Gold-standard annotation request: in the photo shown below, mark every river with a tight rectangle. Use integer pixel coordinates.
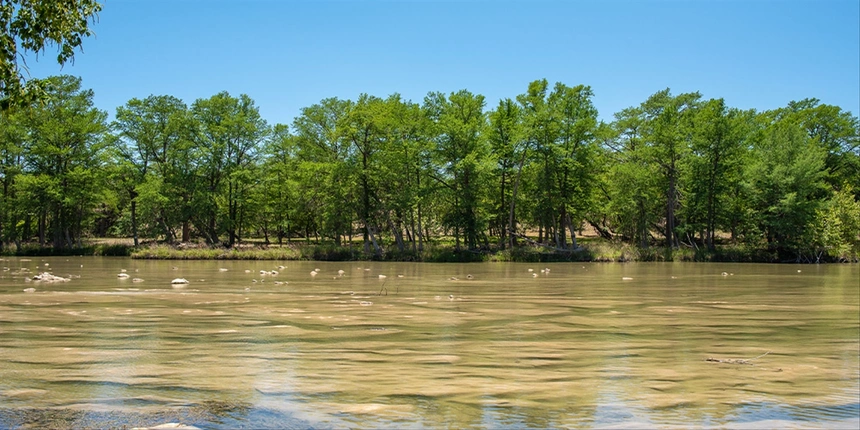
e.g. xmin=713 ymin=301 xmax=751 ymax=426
xmin=0 ymin=257 xmax=857 ymax=429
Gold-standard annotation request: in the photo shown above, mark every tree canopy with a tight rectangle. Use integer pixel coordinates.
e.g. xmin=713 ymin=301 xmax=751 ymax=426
xmin=1 ymin=75 xmax=858 ymax=262
xmin=0 ymin=0 xmax=101 ymax=106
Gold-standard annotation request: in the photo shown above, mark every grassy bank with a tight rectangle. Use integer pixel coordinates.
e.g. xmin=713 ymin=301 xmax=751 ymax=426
xmin=126 ymin=240 xmax=853 ymax=263
xmin=130 ymin=244 xmax=303 ymax=260
xmin=2 ymin=239 xmax=853 ymax=263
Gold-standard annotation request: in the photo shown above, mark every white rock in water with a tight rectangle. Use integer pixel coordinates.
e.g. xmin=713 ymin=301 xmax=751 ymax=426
xmin=133 ymin=424 xmax=201 ymax=430
xmin=23 ymin=287 xmax=35 ymax=293
xmin=171 ymin=278 xmax=189 ymax=284
xmin=118 ymin=273 xmax=130 ymax=278
xmin=32 ymin=272 xmax=70 ymax=282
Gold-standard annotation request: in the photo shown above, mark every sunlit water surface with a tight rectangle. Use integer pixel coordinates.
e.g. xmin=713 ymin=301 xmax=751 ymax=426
xmin=0 ymin=258 xmax=857 ymax=429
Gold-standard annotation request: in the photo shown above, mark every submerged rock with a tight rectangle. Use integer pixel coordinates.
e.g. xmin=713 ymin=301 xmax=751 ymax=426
xmin=171 ymin=278 xmax=189 ymax=284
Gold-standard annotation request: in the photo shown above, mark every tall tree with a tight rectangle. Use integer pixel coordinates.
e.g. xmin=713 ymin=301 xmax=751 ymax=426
xmin=640 ymin=89 xmax=701 ymax=248
xmin=341 ymin=94 xmax=388 ymax=254
xmin=0 ymin=107 xmax=26 ymax=248
xmin=516 ymin=80 xmax=600 ymax=249
xmin=680 ymin=98 xmax=748 ymax=249
xmin=603 ymin=106 xmax=661 ymax=247
xmin=745 ymin=114 xmax=828 ymax=258
xmin=379 ymin=94 xmax=433 ymax=253
xmin=21 ymin=75 xmax=109 ymax=249
xmin=191 ymin=92 xmax=269 ymax=246
xmin=113 ymin=95 xmax=188 ymax=245
xmin=257 ymin=123 xmax=298 ymax=244
xmin=517 ymin=79 xmax=556 ymax=244
xmin=292 ymin=97 xmax=353 ymax=244
xmin=547 ymin=82 xmax=599 ymax=249
xmin=487 ymin=98 xmax=525 ymax=249
xmin=424 ymin=89 xmax=488 ymax=250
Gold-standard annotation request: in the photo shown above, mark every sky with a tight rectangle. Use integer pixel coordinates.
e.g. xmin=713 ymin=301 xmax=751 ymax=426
xmin=21 ymin=0 xmax=860 ymax=125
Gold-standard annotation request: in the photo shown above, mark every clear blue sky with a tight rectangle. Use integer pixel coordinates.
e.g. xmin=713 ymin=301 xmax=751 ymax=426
xmin=23 ymin=0 xmax=860 ymax=124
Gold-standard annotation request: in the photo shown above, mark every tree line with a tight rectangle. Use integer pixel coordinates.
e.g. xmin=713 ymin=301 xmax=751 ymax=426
xmin=0 ymin=75 xmax=858 ymax=261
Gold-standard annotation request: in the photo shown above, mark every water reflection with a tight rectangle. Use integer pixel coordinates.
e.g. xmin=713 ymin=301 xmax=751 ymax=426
xmin=0 ymin=258 xmax=857 ymax=428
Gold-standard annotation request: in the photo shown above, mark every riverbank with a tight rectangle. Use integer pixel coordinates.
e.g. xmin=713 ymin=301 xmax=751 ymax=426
xmin=2 ymin=238 xmax=854 ymax=263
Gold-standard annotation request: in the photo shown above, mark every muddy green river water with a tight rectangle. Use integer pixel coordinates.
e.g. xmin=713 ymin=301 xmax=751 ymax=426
xmin=0 ymin=258 xmax=857 ymax=429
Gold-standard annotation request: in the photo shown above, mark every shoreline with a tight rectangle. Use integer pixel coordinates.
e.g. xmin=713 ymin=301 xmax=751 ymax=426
xmin=1 ymin=240 xmax=856 ymax=264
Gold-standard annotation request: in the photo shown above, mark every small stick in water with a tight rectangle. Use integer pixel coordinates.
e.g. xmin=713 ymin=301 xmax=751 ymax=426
xmin=706 ymin=351 xmax=771 ymax=365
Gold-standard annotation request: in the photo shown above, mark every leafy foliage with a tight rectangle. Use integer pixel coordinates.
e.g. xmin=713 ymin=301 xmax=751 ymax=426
xmin=0 ymin=0 xmax=101 ymax=106
xmin=1 ymin=75 xmax=857 ymax=262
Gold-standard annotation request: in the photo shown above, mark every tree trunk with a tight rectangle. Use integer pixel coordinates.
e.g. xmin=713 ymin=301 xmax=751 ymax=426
xmin=587 ymin=218 xmax=614 ymax=240
xmin=499 ymin=169 xmax=507 ymax=249
xmin=367 ymin=224 xmax=381 ymax=256
xmin=566 ymin=213 xmax=578 ymax=249
xmin=131 ymin=198 xmax=139 ymax=247
xmin=508 ymin=150 xmax=528 ymax=249
xmin=417 ymin=204 xmax=425 ymax=252
xmin=390 ymin=217 xmax=405 ymax=253
xmin=666 ymin=173 xmax=676 ymax=248
xmin=38 ymin=211 xmax=46 ymax=247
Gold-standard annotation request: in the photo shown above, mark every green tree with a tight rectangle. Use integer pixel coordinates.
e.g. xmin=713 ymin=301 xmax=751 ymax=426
xmin=680 ymin=99 xmax=748 ymax=249
xmin=113 ymin=95 xmax=189 ymax=245
xmin=814 ymin=184 xmax=860 ymax=261
xmin=516 ymin=79 xmax=557 ymax=244
xmin=745 ymin=116 xmax=828 ymax=258
xmin=547 ymin=82 xmax=599 ymax=249
xmin=190 ymin=92 xmax=270 ymax=246
xmin=639 ymin=89 xmax=701 ymax=248
xmin=379 ymin=94 xmax=433 ymax=253
xmin=602 ymin=106 xmax=662 ymax=247
xmin=292 ymin=97 xmax=353 ymax=244
xmin=424 ymin=89 xmax=489 ymax=250
xmin=487 ymin=98 xmax=525 ymax=249
xmin=257 ymin=123 xmax=298 ymax=244
xmin=341 ymin=94 xmax=389 ymax=254
xmin=1 ymin=0 xmax=102 ymax=105
xmin=21 ymin=75 xmax=109 ymax=249
xmin=0 ymin=107 xmax=27 ymax=248
xmin=779 ymin=99 xmax=860 ymax=198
